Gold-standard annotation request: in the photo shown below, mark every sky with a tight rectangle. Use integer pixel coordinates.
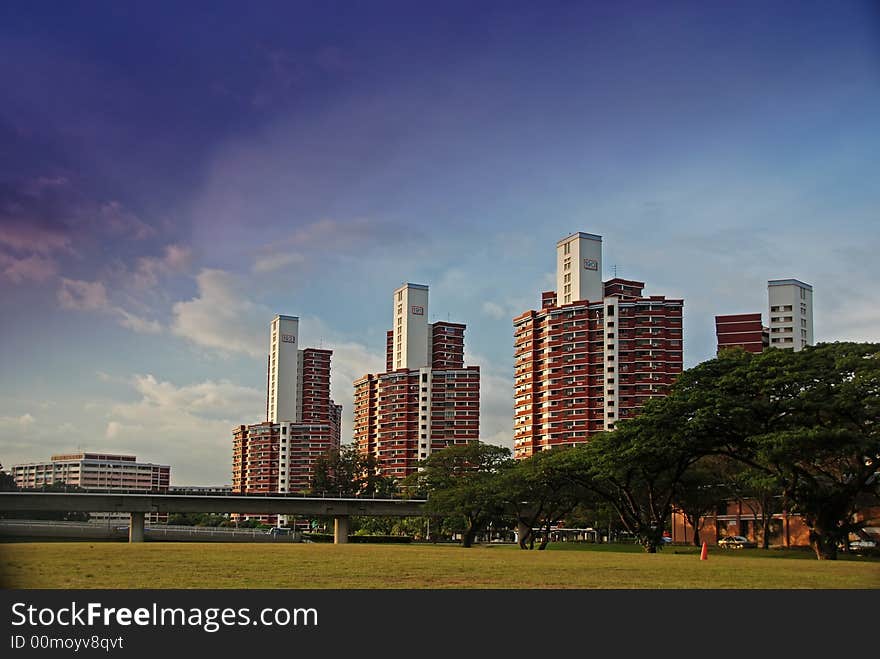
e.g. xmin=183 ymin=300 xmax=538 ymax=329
xmin=1 ymin=1 xmax=878 ymax=484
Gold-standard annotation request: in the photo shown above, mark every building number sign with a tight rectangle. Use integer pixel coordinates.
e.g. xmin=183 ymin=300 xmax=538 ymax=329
xmin=281 ymin=334 xmax=296 ymax=343
xmin=584 ymin=259 xmax=598 ymax=271
xmin=411 ymin=306 xmax=424 ymax=315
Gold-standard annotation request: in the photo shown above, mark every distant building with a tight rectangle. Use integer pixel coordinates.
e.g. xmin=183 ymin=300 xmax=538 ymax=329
xmin=354 ymin=283 xmax=480 ymax=479
xmin=715 ymin=313 xmax=769 ymax=355
xmin=715 ymin=278 xmax=813 ymax=355
xmin=233 ymin=315 xmax=342 ymax=525
xmin=513 ymin=232 xmax=684 ymax=460
xmin=768 ymin=279 xmax=813 ymax=351
xmin=11 ymin=452 xmax=170 ymax=522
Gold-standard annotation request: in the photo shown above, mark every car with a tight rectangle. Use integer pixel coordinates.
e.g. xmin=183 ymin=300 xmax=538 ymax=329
xmin=660 ymin=536 xmax=672 ymax=544
xmin=849 ymin=540 xmax=877 ymax=550
xmin=717 ymin=535 xmax=757 ymax=549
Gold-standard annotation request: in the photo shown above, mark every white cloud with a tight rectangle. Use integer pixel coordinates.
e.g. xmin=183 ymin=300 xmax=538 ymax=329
xmin=116 ymin=308 xmax=162 ymax=334
xmin=132 ymin=244 xmax=192 ymax=289
xmin=0 ymin=252 xmax=58 ymax=283
xmin=252 ymin=251 xmax=305 ymax=274
xmin=58 ymin=278 xmax=109 ymax=310
xmin=105 ymin=421 xmax=123 ymax=439
xmin=58 ymin=278 xmax=163 ymax=334
xmin=464 ymin=349 xmax=512 ymax=450
xmin=0 ymin=413 xmax=35 ymax=428
xmin=481 ymin=301 xmax=506 ymax=319
xmin=102 ymin=374 xmax=264 ymax=484
xmin=171 ymin=269 xmax=268 ymax=358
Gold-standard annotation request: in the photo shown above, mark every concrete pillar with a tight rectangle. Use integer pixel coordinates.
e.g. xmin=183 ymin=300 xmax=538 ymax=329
xmin=129 ymin=512 xmax=145 ymax=543
xmin=334 ymin=516 xmax=350 ymax=544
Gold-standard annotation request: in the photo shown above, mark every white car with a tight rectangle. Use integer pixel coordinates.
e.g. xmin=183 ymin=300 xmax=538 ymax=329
xmin=717 ymin=535 xmax=757 ymax=549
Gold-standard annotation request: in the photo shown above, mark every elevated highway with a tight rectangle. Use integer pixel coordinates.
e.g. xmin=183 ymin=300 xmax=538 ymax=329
xmin=0 ymin=492 xmax=428 ymax=544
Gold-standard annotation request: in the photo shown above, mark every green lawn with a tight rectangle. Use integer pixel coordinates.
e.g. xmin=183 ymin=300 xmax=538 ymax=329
xmin=2 ymin=542 xmax=878 ymax=589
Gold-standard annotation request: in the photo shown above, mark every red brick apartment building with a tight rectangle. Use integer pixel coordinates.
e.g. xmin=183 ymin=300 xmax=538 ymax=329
xmin=714 ymin=279 xmax=813 ymax=355
xmin=354 ymin=283 xmax=480 ymax=479
xmin=232 ymin=315 xmax=341 ymax=525
xmin=513 ymin=232 xmax=683 ymax=459
xmin=714 ymin=313 xmax=769 ymax=355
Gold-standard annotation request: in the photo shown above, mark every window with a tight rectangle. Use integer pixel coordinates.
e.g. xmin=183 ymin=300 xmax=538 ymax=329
xmin=800 ymin=288 xmax=806 ymax=300
xmin=607 ymin=305 xmax=615 ymax=317
xmin=564 ymin=273 xmax=571 ymax=283
xmin=564 ymin=258 xmax=571 ymax=271
xmin=563 ymin=242 xmax=571 ymax=255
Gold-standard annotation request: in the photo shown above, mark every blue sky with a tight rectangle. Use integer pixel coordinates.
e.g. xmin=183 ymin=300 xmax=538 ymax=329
xmin=1 ymin=1 xmax=878 ymax=484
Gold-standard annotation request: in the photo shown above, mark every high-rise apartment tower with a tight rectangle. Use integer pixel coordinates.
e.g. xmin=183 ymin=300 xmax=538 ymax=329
xmin=513 ymin=232 xmax=684 ymax=460
xmin=354 ymin=284 xmax=480 ymax=479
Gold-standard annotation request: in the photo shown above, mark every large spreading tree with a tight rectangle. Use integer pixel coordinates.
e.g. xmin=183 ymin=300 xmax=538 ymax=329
xmin=411 ymin=443 xmax=513 ymax=547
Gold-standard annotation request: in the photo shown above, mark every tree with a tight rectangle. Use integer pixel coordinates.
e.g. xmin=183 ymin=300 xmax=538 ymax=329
xmin=723 ymin=463 xmax=784 ymax=550
xmin=673 ymin=456 xmax=729 ymax=546
xmin=742 ymin=343 xmax=880 ymax=559
xmin=556 ymin=356 xmax=742 ymax=553
xmin=0 ymin=464 xmax=17 ymax=492
xmin=412 ymin=443 xmax=513 ymax=548
xmin=311 ymin=445 xmax=398 ymax=498
xmin=669 ymin=342 xmax=880 ymax=560
xmin=497 ymin=448 xmax=587 ymax=549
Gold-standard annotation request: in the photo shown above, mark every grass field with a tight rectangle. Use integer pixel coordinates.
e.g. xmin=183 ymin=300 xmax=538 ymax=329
xmin=2 ymin=542 xmax=878 ymax=589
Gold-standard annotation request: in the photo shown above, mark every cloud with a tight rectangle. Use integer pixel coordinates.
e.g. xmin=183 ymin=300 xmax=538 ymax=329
xmin=464 ymin=349 xmax=512 ymax=450
xmin=0 ymin=252 xmax=58 ymax=283
xmin=58 ymin=278 xmax=109 ymax=310
xmin=116 ymin=308 xmax=162 ymax=334
xmin=0 ymin=177 xmax=158 ymax=289
xmin=0 ymin=413 xmax=35 ymax=428
xmin=102 ymin=374 xmax=265 ymax=483
xmin=58 ymin=278 xmax=162 ymax=334
xmin=252 ymin=251 xmax=305 ymax=274
xmin=95 ymin=201 xmax=155 ymax=240
xmin=132 ymin=244 xmax=192 ymax=289
xmin=251 ymin=217 xmax=420 ymax=275
xmin=481 ymin=301 xmax=506 ymax=320
xmin=171 ymin=269 xmax=268 ymax=358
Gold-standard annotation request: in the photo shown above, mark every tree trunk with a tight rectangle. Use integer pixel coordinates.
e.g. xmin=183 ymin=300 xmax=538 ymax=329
xmin=691 ymin=522 xmax=701 ymax=547
xmin=810 ymin=529 xmax=838 ymax=560
xmin=462 ymin=523 xmax=477 ymax=548
xmin=641 ymin=536 xmax=659 ymax=553
xmin=761 ymin=515 xmax=772 ymax=550
xmin=516 ymin=519 xmax=532 ymax=550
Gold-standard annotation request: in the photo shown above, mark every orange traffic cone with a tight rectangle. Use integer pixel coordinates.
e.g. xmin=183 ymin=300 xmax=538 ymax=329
xmin=700 ymin=541 xmax=708 ymax=561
